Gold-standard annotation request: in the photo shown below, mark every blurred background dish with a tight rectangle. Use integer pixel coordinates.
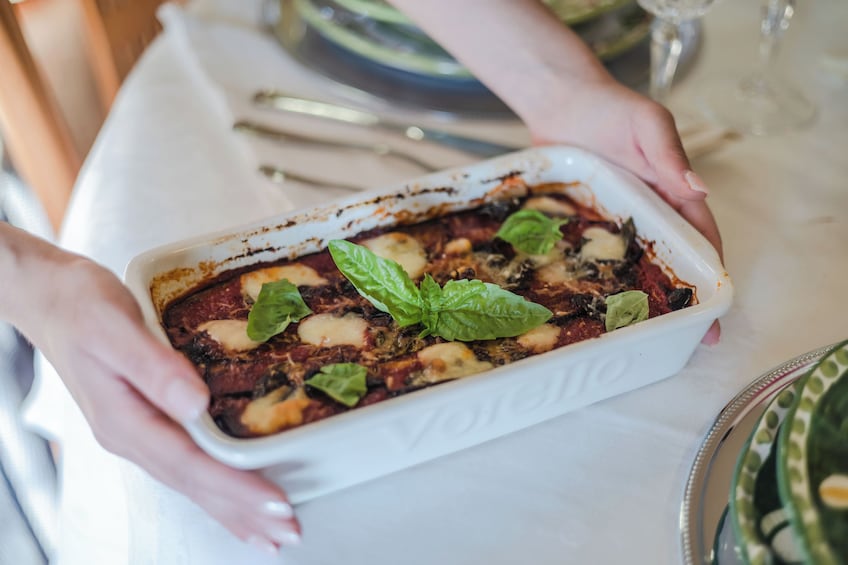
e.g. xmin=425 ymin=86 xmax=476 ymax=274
xmin=270 ymin=0 xmax=700 ymax=118
xmin=289 ymin=0 xmax=651 ymax=79
xmin=331 ymin=0 xmax=636 ymax=27
xmin=292 ymin=0 xmax=472 ymax=80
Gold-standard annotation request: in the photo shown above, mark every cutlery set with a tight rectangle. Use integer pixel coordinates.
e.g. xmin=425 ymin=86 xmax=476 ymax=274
xmin=234 ymin=119 xmax=437 ymax=173
xmin=236 ymin=91 xmax=738 ymax=190
xmin=252 ymin=91 xmax=522 ymax=158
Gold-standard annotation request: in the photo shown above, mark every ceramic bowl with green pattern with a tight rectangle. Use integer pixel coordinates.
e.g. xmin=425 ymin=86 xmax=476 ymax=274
xmin=777 ymin=339 xmax=848 ymax=565
xmin=292 ymin=0 xmax=651 ymax=80
xmin=332 ymin=0 xmax=634 ymax=26
xmin=730 ymin=381 xmax=804 ymax=565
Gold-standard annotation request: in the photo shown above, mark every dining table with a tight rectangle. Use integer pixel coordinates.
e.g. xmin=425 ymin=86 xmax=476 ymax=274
xmin=22 ymin=0 xmax=848 ymax=563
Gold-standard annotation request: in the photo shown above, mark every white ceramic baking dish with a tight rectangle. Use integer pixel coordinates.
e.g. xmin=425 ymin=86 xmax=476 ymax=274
xmin=124 ymin=146 xmax=732 ymax=503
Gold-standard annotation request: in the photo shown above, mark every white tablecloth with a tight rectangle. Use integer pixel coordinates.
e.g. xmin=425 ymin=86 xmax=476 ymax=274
xmin=23 ymin=0 xmax=848 ymax=563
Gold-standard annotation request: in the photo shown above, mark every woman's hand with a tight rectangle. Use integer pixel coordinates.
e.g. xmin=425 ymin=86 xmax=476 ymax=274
xmin=523 ymin=78 xmax=723 ymax=344
xmin=1 ymin=224 xmax=300 ymax=553
xmin=388 ymin=0 xmax=724 ymax=344
xmin=526 ymin=77 xmax=722 ymax=255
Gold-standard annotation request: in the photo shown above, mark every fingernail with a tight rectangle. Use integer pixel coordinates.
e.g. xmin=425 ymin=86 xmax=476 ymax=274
xmin=261 ymin=500 xmax=294 ymax=518
xmin=684 ymin=170 xmax=709 ymax=195
xmin=267 ymin=526 xmax=302 ymax=546
xmin=247 ymin=535 xmax=279 ymax=555
xmin=165 ymin=379 xmax=207 ymax=421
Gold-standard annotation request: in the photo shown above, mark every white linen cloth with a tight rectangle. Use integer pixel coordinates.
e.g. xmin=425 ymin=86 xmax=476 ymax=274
xmin=22 ymin=0 xmax=848 ymax=563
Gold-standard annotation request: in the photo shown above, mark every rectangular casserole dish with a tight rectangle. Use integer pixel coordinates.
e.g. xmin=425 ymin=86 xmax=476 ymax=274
xmin=124 ymin=145 xmax=732 ymax=503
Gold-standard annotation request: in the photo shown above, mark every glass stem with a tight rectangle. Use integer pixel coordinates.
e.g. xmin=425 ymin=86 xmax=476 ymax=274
xmin=758 ymin=0 xmax=795 ymax=76
xmin=649 ymin=18 xmax=683 ymax=103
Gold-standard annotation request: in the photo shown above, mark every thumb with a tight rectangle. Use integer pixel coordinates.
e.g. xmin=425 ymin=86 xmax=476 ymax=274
xmin=638 ymin=105 xmax=708 ymax=203
xmin=95 ymin=317 xmax=210 ymax=424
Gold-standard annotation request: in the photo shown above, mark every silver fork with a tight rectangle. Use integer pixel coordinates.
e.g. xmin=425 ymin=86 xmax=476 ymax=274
xmin=234 ymin=120 xmax=437 ymax=172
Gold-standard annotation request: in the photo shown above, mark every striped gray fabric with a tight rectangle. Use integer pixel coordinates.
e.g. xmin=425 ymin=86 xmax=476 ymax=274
xmin=0 ymin=160 xmax=58 ymax=564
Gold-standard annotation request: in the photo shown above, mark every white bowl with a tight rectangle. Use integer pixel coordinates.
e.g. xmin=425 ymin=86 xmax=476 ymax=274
xmin=124 ymin=146 xmax=732 ymax=503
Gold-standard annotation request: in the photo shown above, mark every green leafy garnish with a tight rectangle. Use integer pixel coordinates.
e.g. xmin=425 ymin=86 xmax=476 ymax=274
xmin=329 ymin=240 xmax=552 ymax=341
xmin=306 ymin=363 xmax=368 ymax=407
xmin=246 ymin=279 xmax=312 ymax=342
xmin=328 ymin=240 xmax=422 ymax=327
xmin=495 ymin=209 xmax=568 ymax=255
xmin=604 ymin=290 xmax=649 ymax=332
xmin=420 ymin=277 xmax=552 ymax=341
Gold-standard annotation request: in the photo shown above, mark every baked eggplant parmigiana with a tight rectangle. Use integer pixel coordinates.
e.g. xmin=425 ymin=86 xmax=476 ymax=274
xmin=162 ymin=183 xmax=695 ymax=438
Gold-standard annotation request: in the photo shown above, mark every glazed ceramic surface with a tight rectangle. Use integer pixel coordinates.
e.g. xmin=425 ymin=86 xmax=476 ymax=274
xmin=125 ymin=146 xmax=732 ymax=503
xmin=730 ymin=381 xmax=803 ymax=565
xmin=777 ymin=340 xmax=848 ymax=565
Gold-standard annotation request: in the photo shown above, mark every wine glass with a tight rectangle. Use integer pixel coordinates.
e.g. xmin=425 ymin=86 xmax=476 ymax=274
xmin=699 ymin=0 xmax=816 ymax=135
xmin=636 ymin=0 xmax=718 ymax=102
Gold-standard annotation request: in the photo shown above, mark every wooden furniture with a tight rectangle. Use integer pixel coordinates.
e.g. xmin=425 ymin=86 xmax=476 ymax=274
xmin=0 ymin=0 xmax=176 ymax=230
xmin=0 ymin=0 xmax=80 ymax=231
xmin=79 ymin=0 xmax=175 ymax=110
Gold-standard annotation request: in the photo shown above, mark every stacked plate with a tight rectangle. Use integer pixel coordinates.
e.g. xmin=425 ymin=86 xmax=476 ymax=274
xmin=696 ymin=340 xmax=848 ymax=565
xmin=272 ymin=0 xmax=663 ymax=117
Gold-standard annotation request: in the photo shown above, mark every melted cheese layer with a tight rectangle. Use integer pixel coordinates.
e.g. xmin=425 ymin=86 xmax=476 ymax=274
xmin=523 ymin=195 xmax=576 ymax=217
xmin=416 ymin=342 xmax=493 ymax=384
xmin=198 ymin=320 xmax=262 ymax=352
xmin=362 ymin=232 xmax=428 ymax=279
xmin=241 ymin=387 xmax=311 ymax=435
xmin=241 ymin=264 xmax=328 ymax=301
xmin=297 ymin=312 xmax=369 ymax=348
xmin=517 ymin=323 xmax=560 ymax=353
xmin=580 ymin=227 xmax=626 ymax=261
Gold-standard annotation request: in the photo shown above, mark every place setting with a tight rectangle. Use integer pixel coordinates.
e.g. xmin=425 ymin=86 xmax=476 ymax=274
xmin=162 ymin=0 xmax=768 ymax=206
xmin=153 ymin=0 xmax=846 ymax=557
xmin=5 ymin=0 xmax=845 ymax=563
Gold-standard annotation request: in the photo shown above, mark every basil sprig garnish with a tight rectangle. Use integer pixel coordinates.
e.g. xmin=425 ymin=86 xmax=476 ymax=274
xmin=328 ymin=240 xmax=552 ymax=341
xmin=306 ymin=363 xmax=368 ymax=407
xmin=418 ymin=275 xmax=552 ymax=341
xmin=604 ymin=290 xmax=649 ymax=332
xmin=246 ymin=279 xmax=312 ymax=342
xmin=495 ymin=209 xmax=568 ymax=255
xmin=327 ymin=239 xmax=422 ymax=326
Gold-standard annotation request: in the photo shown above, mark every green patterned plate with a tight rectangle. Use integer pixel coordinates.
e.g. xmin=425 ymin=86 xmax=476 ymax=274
xmin=294 ymin=0 xmax=472 ymax=79
xmin=331 ymin=0 xmax=635 ymax=26
xmin=777 ymin=339 xmax=848 ymax=565
xmin=293 ymin=0 xmax=650 ymax=80
xmin=544 ymin=0 xmax=635 ymax=26
xmin=330 ymin=0 xmax=410 ymax=25
xmin=681 ymin=343 xmax=837 ymax=565
xmin=730 ymin=381 xmax=804 ymax=565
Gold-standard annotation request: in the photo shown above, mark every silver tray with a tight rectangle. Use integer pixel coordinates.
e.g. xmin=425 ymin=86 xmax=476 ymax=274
xmin=679 ymin=343 xmax=840 ymax=565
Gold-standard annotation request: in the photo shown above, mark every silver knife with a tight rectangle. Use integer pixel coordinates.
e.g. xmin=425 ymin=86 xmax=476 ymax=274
xmin=253 ymin=90 xmax=523 ymax=158
xmin=234 ymin=120 xmax=436 ymax=172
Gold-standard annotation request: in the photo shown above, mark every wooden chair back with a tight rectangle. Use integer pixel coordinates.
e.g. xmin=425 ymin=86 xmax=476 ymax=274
xmin=0 ymin=0 xmax=174 ymax=230
xmin=79 ymin=0 xmax=174 ymax=109
xmin=0 ymin=0 xmax=80 ymax=231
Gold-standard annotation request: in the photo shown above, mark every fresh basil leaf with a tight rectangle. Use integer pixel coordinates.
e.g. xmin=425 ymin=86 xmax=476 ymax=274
xmin=329 ymin=240 xmax=552 ymax=342
xmin=306 ymin=363 xmax=368 ymax=407
xmin=422 ymin=278 xmax=552 ymax=341
xmin=604 ymin=290 xmax=649 ymax=332
xmin=328 ymin=240 xmax=423 ymax=327
xmin=418 ymin=274 xmax=442 ymax=337
xmin=496 ymin=209 xmax=568 ymax=255
xmin=246 ymin=279 xmax=312 ymax=342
